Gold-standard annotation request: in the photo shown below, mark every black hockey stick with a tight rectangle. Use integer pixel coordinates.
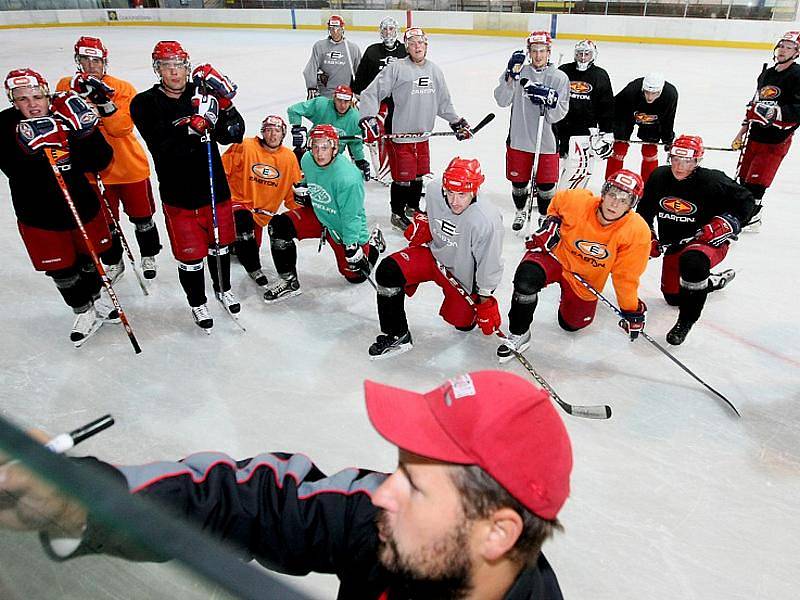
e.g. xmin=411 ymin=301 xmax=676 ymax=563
xmin=432 ymin=257 xmax=611 ymax=419
xmin=622 ymin=139 xmax=736 ymax=152
xmin=340 ymin=113 xmax=495 ymax=141
xmin=548 ymin=251 xmax=740 ymax=417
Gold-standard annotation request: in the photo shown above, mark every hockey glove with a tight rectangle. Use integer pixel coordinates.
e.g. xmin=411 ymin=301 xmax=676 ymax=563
xmin=355 ymin=159 xmax=371 ymax=181
xmin=192 ymin=63 xmax=237 ymax=109
xmin=17 ymin=117 xmax=69 ymax=154
xmin=306 ymin=88 xmax=319 ymax=100
xmin=174 ymin=92 xmax=219 ymax=136
xmin=649 ymin=230 xmax=662 ymax=259
xmin=618 ymin=299 xmax=646 ymax=341
xmin=316 ymin=69 xmax=329 ymax=88
xmin=522 ymin=80 xmax=559 ymax=109
xmin=746 ymin=102 xmax=781 ymax=127
xmin=695 ymin=213 xmax=741 ymax=247
xmin=505 ymin=50 xmax=526 ymax=81
xmin=359 ymin=117 xmax=382 ymax=144
xmin=591 ymin=131 xmax=615 ymax=159
xmin=291 ymin=124 xmax=307 ymax=150
xmin=450 ymin=117 xmax=473 ymax=141
xmin=345 ymin=244 xmax=370 ymax=275
xmin=475 ymin=296 xmax=501 ymax=336
xmin=293 ymin=180 xmax=311 ymax=206
xmin=403 ymin=212 xmax=433 ymax=246
xmin=525 ymin=215 xmax=561 ymax=252
xmin=50 ymin=92 xmax=99 ymax=138
xmin=70 ymin=73 xmax=117 ymax=117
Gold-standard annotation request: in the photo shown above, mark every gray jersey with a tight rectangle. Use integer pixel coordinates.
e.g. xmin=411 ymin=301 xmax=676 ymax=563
xmin=303 ymin=38 xmax=362 ymax=98
xmin=493 ymin=63 xmax=569 ymax=155
xmin=426 ymin=179 xmax=504 ymax=296
xmin=359 ymin=58 xmax=460 ymax=144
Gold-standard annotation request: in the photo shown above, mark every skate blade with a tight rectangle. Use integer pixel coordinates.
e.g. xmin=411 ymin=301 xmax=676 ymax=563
xmin=263 ymin=289 xmax=302 ymax=304
xmin=72 ymin=322 xmax=103 ymax=348
xmin=369 ymin=343 xmax=413 ymax=361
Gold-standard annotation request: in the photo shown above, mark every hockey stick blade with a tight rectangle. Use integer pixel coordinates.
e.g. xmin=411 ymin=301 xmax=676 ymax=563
xmin=470 ymin=112 xmax=495 ymax=135
xmin=341 ymin=113 xmax=496 ymax=142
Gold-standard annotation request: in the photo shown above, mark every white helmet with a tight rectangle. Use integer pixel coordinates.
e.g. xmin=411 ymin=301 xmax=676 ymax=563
xmin=642 ymin=72 xmax=665 ymax=94
xmin=379 ymin=17 xmax=399 ymax=47
xmin=574 ymin=40 xmax=597 ymax=72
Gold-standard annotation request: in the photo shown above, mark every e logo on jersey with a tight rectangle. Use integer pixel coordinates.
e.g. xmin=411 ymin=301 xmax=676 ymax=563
xmin=329 ymin=51 xmax=344 ymax=60
xmin=660 ymin=196 xmax=696 ymax=216
xmin=416 ymin=77 xmax=431 ymax=88
xmin=759 ymin=86 xmax=781 ymax=100
xmin=570 ymin=81 xmax=592 ymax=94
xmin=575 ymin=240 xmax=609 ymax=259
xmin=634 ymin=112 xmax=658 ymax=125
xmin=251 ymin=163 xmax=280 ymax=180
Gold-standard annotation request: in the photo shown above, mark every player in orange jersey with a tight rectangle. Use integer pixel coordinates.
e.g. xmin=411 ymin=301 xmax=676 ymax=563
xmin=498 ymin=169 xmax=651 ymax=361
xmin=221 ymin=115 xmax=303 ymax=288
xmin=56 ymin=36 xmax=162 ymax=282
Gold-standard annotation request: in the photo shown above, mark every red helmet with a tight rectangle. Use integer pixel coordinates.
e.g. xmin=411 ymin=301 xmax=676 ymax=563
xmin=260 ymin=114 xmax=286 ymax=138
xmin=527 ymin=30 xmax=552 ymax=49
xmin=777 ymin=30 xmax=800 ymax=48
xmin=669 ymin=135 xmax=704 ymax=161
xmin=602 ymin=169 xmax=644 ymax=205
xmin=152 ymin=41 xmax=189 ymax=64
xmin=5 ymin=68 xmax=49 ymax=102
xmin=333 ymin=85 xmax=353 ymax=101
xmin=404 ymin=27 xmax=428 ymax=45
xmin=442 ymin=157 xmax=485 ymax=195
xmin=327 ymin=15 xmax=345 ymax=28
xmin=308 ymin=124 xmax=339 ymax=148
xmin=74 ymin=36 xmax=108 ymax=72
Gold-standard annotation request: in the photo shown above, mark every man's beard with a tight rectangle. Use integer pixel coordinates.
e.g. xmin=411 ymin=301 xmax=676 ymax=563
xmin=375 ymin=509 xmax=474 ymax=600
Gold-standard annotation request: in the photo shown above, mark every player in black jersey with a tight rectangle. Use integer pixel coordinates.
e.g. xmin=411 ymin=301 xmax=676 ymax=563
xmin=556 ymin=40 xmax=614 ymax=190
xmin=732 ymin=30 xmax=800 ymax=231
xmin=637 ymin=135 xmax=755 ymax=345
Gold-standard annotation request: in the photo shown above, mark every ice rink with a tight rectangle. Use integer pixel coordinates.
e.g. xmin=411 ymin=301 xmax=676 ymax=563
xmin=0 ymin=23 xmax=798 ymax=599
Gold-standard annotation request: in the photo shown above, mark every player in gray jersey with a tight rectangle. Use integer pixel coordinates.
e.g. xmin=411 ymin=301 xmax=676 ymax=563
xmin=302 ymin=15 xmax=362 ymax=100
xmin=494 ymin=31 xmax=569 ymax=232
xmin=359 ymin=28 xmax=472 ymax=231
xmin=368 ymin=158 xmax=504 ymax=359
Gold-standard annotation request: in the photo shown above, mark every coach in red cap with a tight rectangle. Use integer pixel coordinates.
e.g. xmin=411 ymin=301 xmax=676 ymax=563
xmin=1 ymin=371 xmax=573 ymax=599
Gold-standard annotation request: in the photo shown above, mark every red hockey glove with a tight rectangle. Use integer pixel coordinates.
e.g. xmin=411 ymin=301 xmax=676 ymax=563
xmin=403 ymin=212 xmax=432 ymax=246
xmin=70 ymin=73 xmax=116 ymax=116
xmin=50 ymin=92 xmax=98 ymax=137
xmin=746 ymin=102 xmax=781 ymax=127
xmin=192 ymin=63 xmax=236 ymax=109
xmin=17 ymin=117 xmax=69 ymax=154
xmin=695 ymin=214 xmax=740 ymax=247
xmin=475 ymin=296 xmax=501 ymax=336
xmin=174 ymin=92 xmax=219 ymax=136
xmin=618 ymin=299 xmax=646 ymax=341
xmin=525 ymin=216 xmax=561 ymax=252
xmin=649 ymin=230 xmax=662 ymax=259
xmin=359 ymin=116 xmax=382 ymax=144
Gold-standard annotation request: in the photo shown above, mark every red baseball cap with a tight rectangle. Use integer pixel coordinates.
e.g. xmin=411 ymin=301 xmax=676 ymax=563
xmin=364 ymin=370 xmax=573 ymax=520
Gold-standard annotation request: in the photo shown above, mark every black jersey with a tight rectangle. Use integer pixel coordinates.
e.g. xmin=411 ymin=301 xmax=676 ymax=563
xmin=130 ymin=82 xmax=244 ymax=210
xmin=352 ymin=41 xmax=408 ymax=95
xmin=638 ymin=165 xmax=755 ymax=247
xmin=748 ymin=62 xmax=800 ymax=144
xmin=613 ymin=78 xmax=678 ymax=145
xmin=556 ymin=61 xmax=614 ymax=153
xmin=0 ymin=107 xmax=112 ymax=231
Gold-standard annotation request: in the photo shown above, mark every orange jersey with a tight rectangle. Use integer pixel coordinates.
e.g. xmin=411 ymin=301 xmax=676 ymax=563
xmin=56 ymin=74 xmax=150 ymax=185
xmin=221 ymin=138 xmax=301 ymax=228
xmin=550 ymin=189 xmax=650 ymax=311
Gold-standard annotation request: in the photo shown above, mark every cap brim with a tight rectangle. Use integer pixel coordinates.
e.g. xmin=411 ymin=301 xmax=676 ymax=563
xmin=364 ymin=380 xmax=473 ymax=464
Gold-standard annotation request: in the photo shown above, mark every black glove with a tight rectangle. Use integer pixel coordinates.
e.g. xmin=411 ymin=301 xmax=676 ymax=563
xmin=71 ymin=73 xmax=117 ymax=117
xmin=618 ymin=300 xmax=646 ymax=341
xmin=355 ymin=159 xmax=370 ymax=181
xmin=450 ymin=117 xmax=472 ymax=141
xmin=506 ymin=50 xmax=526 ymax=81
xmin=293 ymin=181 xmax=310 ymax=206
xmin=291 ymin=124 xmax=307 ymax=149
xmin=345 ymin=244 xmax=369 ymax=275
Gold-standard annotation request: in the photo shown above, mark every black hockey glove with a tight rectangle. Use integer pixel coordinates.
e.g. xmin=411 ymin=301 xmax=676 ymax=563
xmin=450 ymin=117 xmax=473 ymax=141
xmin=345 ymin=244 xmax=369 ymax=275
xmin=293 ymin=180 xmax=311 ymax=206
xmin=355 ymin=159 xmax=371 ymax=181
xmin=291 ymin=125 xmax=307 ymax=150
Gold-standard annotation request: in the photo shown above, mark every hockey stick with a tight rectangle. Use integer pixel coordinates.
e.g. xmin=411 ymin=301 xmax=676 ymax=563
xmin=547 ymin=250 xmax=740 ymax=417
xmin=46 ymin=151 xmax=141 ymax=354
xmin=431 ymin=256 xmax=610 ymax=419
xmin=340 ymin=112 xmax=496 ymax=141
xmin=736 ymin=62 xmax=768 ymax=180
xmin=95 ymin=174 xmax=149 ymax=296
xmin=521 ymin=90 xmax=546 ymax=232
xmin=622 ymin=139 xmax=736 ymax=153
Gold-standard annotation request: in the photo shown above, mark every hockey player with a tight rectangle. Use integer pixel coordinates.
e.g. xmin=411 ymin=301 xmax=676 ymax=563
xmin=360 ymin=27 xmax=473 ymax=230
xmin=369 ymin=158 xmax=504 ymax=359
xmin=352 ymin=16 xmax=409 ymax=184
xmin=221 ymin=115 xmax=302 ymax=289
xmin=263 ymin=125 xmax=385 ymax=302
xmin=638 ymin=135 xmax=754 ymax=345
xmin=1 ymin=69 xmax=120 ymax=346
xmin=1 ymin=370 xmax=572 ymax=600
xmin=732 ymin=30 xmax=800 ymax=231
xmin=286 ymin=84 xmax=369 ymax=179
xmin=606 ymin=72 xmax=678 ymax=183
xmin=302 ymin=15 xmax=362 ymax=100
xmin=498 ymin=169 xmax=650 ymax=361
xmin=56 ymin=36 xmax=162 ymax=283
xmin=556 ymin=40 xmax=615 ymax=190
xmin=130 ymin=41 xmax=245 ymax=332
xmin=494 ymin=31 xmax=570 ymax=231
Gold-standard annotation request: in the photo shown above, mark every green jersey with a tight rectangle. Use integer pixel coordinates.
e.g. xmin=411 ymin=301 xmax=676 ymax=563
xmin=287 ymin=97 xmax=365 ymax=161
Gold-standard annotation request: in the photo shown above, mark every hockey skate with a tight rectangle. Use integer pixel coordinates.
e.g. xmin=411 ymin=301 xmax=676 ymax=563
xmin=390 ymin=212 xmax=411 ymax=232
xmin=191 ymin=303 xmax=213 ymax=333
xmin=368 ymin=331 xmax=413 ymax=360
xmin=496 ymin=330 xmax=531 ymax=364
xmin=742 ymin=215 xmax=761 ymax=233
xmin=263 ymin=275 xmax=301 ymax=303
xmin=105 ymin=259 xmax=125 ymax=283
xmin=94 ymin=296 xmax=120 ymax=323
xmin=216 ymin=289 xmax=241 ymax=314
xmin=70 ymin=308 xmax=104 ymax=347
xmin=708 ymin=269 xmax=735 ymax=292
xmin=141 ymin=256 xmax=157 ymax=280
xmin=666 ymin=319 xmax=693 ymax=346
xmin=512 ymin=209 xmax=527 ymax=232
xmin=248 ymin=269 xmax=269 ymax=287
xmin=369 ymin=226 xmax=386 ymax=254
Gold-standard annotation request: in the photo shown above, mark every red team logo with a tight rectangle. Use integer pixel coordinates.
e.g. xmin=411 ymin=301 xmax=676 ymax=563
xmin=634 ymin=112 xmax=658 ymax=125
xmin=759 ymin=86 xmax=781 ymax=100
xmin=569 ymin=81 xmax=593 ymax=94
xmin=660 ymin=196 xmax=696 ymax=216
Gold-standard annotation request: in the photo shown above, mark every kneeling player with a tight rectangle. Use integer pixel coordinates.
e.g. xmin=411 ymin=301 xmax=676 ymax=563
xmin=499 ymin=169 xmax=650 ymax=361
xmin=263 ymin=125 xmax=384 ymax=302
xmin=638 ymin=135 xmax=754 ymax=345
xmin=369 ymin=158 xmax=504 ymax=359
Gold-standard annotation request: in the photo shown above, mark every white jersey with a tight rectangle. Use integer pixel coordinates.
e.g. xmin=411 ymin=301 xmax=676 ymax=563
xmin=425 ymin=179 xmax=504 ymax=296
xmin=493 ymin=63 xmax=569 ymax=155
xmin=303 ymin=38 xmax=362 ymax=98
xmin=359 ymin=57 xmax=460 ymax=144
